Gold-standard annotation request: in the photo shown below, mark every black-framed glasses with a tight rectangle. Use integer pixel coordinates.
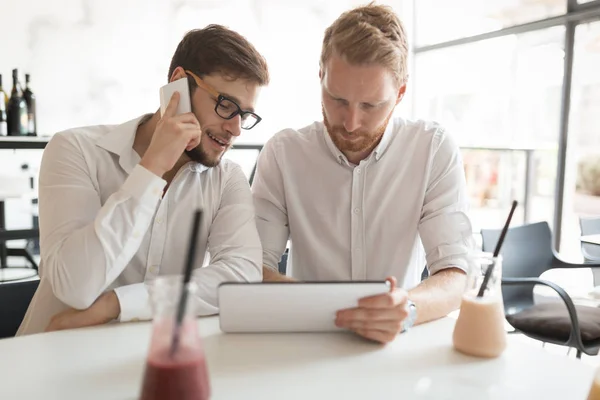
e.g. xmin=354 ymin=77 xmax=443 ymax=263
xmin=185 ymin=70 xmax=262 ymax=130
xmin=214 ymin=94 xmax=261 ymax=130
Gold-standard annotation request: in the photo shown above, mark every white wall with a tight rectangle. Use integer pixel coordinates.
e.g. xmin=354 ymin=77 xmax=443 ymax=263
xmin=1 ymin=0 xmax=407 ymax=141
xmin=0 ymin=0 xmax=408 ymax=230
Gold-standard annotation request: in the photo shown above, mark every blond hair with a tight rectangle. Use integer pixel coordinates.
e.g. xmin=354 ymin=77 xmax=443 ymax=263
xmin=320 ymin=3 xmax=409 ymax=86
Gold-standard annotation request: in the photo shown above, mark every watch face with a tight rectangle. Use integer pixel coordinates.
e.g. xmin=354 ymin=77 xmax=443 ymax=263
xmin=401 ymin=301 xmax=417 ymax=333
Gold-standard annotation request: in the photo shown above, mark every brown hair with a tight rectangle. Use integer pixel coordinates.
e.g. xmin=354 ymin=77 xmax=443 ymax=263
xmin=320 ymin=3 xmax=409 ymax=86
xmin=168 ymin=24 xmax=269 ymax=87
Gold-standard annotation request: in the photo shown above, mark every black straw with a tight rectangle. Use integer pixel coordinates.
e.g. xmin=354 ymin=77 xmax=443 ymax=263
xmin=477 ymin=200 xmax=518 ymax=298
xmin=170 ymin=209 xmax=203 ymax=357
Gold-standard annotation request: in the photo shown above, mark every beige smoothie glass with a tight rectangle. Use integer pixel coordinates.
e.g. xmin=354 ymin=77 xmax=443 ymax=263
xmin=453 ymin=252 xmax=507 ymax=358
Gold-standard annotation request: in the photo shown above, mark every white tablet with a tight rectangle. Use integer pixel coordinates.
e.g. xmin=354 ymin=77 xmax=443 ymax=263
xmin=218 ymin=281 xmax=389 ymax=333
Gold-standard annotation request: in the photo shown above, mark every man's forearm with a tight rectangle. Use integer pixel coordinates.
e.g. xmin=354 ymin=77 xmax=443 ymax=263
xmin=408 ymin=267 xmax=466 ymax=325
xmin=45 ymin=290 xmax=122 ymax=332
xmin=262 ymin=266 xmax=296 ymax=282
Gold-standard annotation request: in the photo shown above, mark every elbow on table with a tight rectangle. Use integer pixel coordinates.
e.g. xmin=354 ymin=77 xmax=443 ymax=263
xmin=234 ymin=255 xmax=263 ymax=283
xmin=46 ymin=258 xmax=101 ymax=310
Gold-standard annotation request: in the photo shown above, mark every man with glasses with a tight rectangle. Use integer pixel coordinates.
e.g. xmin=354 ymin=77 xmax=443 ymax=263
xmin=253 ymin=4 xmax=474 ymax=344
xmin=18 ymin=25 xmax=269 ymax=335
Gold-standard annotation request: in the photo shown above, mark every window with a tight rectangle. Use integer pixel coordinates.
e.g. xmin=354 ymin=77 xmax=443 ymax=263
xmin=560 ymin=20 xmax=600 ymax=256
xmin=414 ymin=0 xmax=566 ymax=46
xmin=412 ymin=0 xmax=600 ymax=273
xmin=413 ymin=27 xmax=565 ymax=232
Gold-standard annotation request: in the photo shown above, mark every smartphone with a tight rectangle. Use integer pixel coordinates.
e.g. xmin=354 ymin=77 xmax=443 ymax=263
xmin=159 ymin=77 xmax=192 ymax=117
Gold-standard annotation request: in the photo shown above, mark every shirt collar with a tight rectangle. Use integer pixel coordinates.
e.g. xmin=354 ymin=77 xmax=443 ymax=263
xmin=373 ymin=117 xmax=397 ymax=161
xmin=95 ymin=115 xmax=149 ymax=174
xmin=95 ymin=114 xmax=209 ymax=174
xmin=321 ymin=117 xmax=397 ymax=166
xmin=321 ymin=123 xmax=348 ymax=165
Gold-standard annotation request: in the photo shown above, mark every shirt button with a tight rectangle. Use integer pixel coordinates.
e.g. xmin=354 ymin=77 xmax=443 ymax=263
xmin=156 ymin=218 xmax=162 ymax=224
xmin=149 ymin=265 xmax=159 ymax=274
xmin=356 ymin=168 xmax=361 ymax=174
xmin=354 ymin=208 xmax=360 ymax=214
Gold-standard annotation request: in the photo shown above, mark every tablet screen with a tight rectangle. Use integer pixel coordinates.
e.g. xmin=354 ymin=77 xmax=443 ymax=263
xmin=218 ymin=281 xmax=389 ymax=333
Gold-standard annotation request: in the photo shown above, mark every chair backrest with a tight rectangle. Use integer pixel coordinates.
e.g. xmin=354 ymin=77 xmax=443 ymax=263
xmin=421 ymin=267 xmax=428 ymax=281
xmin=278 ymin=249 xmax=289 ymax=275
xmin=0 ymin=279 xmax=39 ymax=338
xmin=277 ymin=251 xmax=430 ymax=282
xmin=481 ymin=222 xmax=556 ymax=310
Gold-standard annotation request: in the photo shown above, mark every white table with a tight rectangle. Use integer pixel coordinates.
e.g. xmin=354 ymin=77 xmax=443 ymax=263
xmin=582 ymin=234 xmax=600 ymax=246
xmin=0 ymin=316 xmax=594 ymax=400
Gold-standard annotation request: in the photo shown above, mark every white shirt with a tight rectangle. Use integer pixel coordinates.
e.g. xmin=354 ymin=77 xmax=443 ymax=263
xmin=18 ymin=115 xmax=262 ymax=335
xmin=252 ymin=117 xmax=474 ymax=288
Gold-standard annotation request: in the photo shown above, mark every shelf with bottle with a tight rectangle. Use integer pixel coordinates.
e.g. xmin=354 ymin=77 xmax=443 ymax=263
xmin=0 ymin=136 xmax=49 ymax=149
xmin=0 ymin=69 xmax=37 ymax=137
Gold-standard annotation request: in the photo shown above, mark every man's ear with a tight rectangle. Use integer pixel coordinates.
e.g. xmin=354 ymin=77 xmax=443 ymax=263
xmin=169 ymin=66 xmax=187 ymax=83
xmin=396 ymin=84 xmax=407 ymax=105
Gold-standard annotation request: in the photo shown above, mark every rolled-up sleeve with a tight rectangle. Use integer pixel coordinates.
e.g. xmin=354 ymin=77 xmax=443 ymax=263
xmin=251 ymin=137 xmax=290 ymax=271
xmin=113 ymin=283 xmax=151 ymax=322
xmin=418 ymin=129 xmax=475 ymax=275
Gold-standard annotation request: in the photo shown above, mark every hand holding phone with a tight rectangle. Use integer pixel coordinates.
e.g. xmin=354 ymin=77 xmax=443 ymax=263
xmin=159 ymin=77 xmax=192 ymax=117
xmin=140 ymin=80 xmax=201 ymax=178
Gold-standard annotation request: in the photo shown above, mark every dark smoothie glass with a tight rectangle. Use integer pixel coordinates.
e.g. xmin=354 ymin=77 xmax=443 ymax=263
xmin=140 ymin=276 xmax=210 ymax=400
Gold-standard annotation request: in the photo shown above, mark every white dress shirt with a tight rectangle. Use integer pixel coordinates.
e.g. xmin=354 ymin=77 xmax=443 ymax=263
xmin=17 ymin=115 xmax=262 ymax=335
xmin=252 ymin=117 xmax=474 ymax=288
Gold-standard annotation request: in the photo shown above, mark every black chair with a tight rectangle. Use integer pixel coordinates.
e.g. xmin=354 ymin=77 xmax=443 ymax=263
xmin=482 ymin=221 xmax=600 ymax=358
xmin=276 ymin=251 xmax=430 ymax=282
xmin=278 ymin=248 xmax=289 ymax=275
xmin=421 ymin=266 xmax=429 ymax=281
xmin=0 ymin=279 xmax=39 ymax=338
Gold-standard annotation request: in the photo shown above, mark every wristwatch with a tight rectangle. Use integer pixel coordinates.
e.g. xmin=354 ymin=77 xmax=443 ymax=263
xmin=401 ymin=300 xmax=417 ymax=333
